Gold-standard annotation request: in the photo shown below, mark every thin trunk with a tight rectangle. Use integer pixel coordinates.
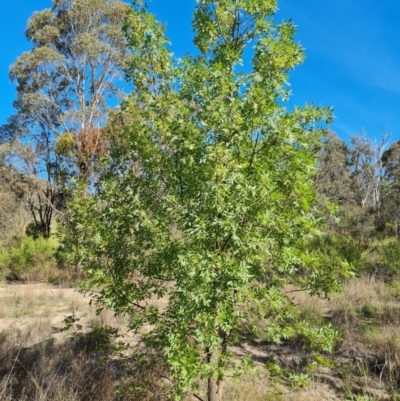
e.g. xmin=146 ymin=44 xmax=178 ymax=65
xmin=206 ymin=331 xmax=229 ymax=401
xmin=206 ymin=367 xmax=225 ymax=401
xmin=205 ymin=346 xmax=221 ymax=401
xmin=207 ymin=376 xmax=219 ymax=401
xmin=217 ymin=377 xmax=225 ymax=400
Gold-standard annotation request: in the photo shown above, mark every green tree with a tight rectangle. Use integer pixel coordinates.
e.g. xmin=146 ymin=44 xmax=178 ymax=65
xmin=316 ymin=131 xmax=390 ymax=240
xmin=67 ymin=1 xmax=350 ymax=400
xmin=2 ymin=0 xmax=130 ymax=237
xmin=316 ymin=130 xmax=353 ymax=205
xmin=349 ymin=132 xmax=389 ymax=212
xmin=381 ymin=141 xmax=400 ymax=236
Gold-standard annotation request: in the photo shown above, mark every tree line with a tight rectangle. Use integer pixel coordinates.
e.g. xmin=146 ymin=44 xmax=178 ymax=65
xmin=317 ymin=130 xmax=400 ymax=240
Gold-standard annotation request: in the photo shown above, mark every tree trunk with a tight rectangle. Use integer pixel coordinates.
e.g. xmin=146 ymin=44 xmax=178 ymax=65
xmin=206 ymin=347 xmax=226 ymax=401
xmin=207 ymin=377 xmax=219 ymax=401
xmin=206 ymin=375 xmax=225 ymax=401
xmin=217 ymin=377 xmax=224 ymax=400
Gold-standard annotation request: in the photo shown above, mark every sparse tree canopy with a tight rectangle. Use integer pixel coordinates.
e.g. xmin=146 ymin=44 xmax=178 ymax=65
xmin=1 ymin=0 xmax=130 ymax=237
xmin=0 ymin=143 xmax=33 ymax=245
xmin=66 ymin=1 xmax=351 ymax=400
xmin=5 ymin=0 xmax=130 ymax=184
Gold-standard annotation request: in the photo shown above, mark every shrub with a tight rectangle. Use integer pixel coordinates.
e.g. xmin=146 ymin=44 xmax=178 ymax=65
xmin=0 ymin=235 xmax=58 ymax=281
xmin=360 ymin=302 xmax=378 ymax=319
xmin=308 ymin=234 xmax=364 ymax=272
xmin=381 ymin=242 xmax=400 ymax=276
xmin=362 ymin=240 xmax=400 ymax=279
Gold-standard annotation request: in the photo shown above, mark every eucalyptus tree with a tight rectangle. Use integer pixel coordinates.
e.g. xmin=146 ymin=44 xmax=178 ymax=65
xmin=316 ymin=130 xmax=353 ymax=204
xmin=3 ymin=0 xmax=130 ymax=236
xmin=348 ymin=133 xmax=389 ymax=210
xmin=0 ymin=143 xmax=34 ymax=245
xmin=344 ymin=133 xmax=390 ymax=240
xmin=315 ymin=131 xmax=390 ymax=237
xmin=67 ymin=1 xmax=350 ymax=400
xmin=381 ymin=141 xmax=400 ymax=236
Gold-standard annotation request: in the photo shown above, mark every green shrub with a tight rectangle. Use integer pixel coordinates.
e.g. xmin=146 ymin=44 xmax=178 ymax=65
xmin=0 ymin=235 xmax=58 ymax=281
xmin=360 ymin=302 xmax=378 ymax=318
xmin=308 ymin=234 xmax=365 ymax=271
xmin=362 ymin=240 xmax=400 ymax=279
xmin=381 ymin=242 xmax=400 ymax=276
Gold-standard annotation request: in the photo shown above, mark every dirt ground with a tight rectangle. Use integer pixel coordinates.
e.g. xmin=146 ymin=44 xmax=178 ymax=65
xmin=0 ymin=282 xmax=129 ymax=345
xmin=0 ymin=281 xmax=395 ymax=401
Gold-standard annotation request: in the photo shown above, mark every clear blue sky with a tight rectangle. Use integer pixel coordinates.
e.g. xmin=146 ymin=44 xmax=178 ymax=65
xmin=1 ymin=0 xmax=399 ymax=143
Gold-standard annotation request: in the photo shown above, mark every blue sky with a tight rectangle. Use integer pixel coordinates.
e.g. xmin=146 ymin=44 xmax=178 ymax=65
xmin=1 ymin=0 xmax=399 ymax=144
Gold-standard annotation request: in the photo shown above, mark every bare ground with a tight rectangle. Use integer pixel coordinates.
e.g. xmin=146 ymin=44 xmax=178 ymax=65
xmin=0 ymin=279 xmax=399 ymax=400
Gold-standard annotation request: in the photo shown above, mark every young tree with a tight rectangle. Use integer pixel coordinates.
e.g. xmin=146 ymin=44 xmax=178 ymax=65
xmin=67 ymin=1 xmax=350 ymax=400
xmin=2 ymin=0 xmax=130 ymax=236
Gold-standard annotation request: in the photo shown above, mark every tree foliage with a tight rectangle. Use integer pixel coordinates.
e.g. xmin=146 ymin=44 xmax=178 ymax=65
xmin=316 ymin=130 xmax=353 ymax=205
xmin=0 ymin=142 xmax=34 ymax=245
xmin=316 ymin=130 xmax=393 ymax=241
xmin=66 ymin=1 xmax=351 ymax=400
xmin=381 ymin=141 xmax=400 ymax=236
xmin=1 ymin=0 xmax=130 ymax=237
xmin=9 ymin=0 xmax=130 ymax=170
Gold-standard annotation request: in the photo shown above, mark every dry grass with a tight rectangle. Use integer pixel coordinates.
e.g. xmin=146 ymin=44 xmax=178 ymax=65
xmin=284 ymin=277 xmax=400 ymax=399
xmin=0 ymin=282 xmax=173 ymax=401
xmin=197 ymin=373 xmax=341 ymax=401
xmin=0 ymin=283 xmax=118 ymax=347
xmin=221 ymin=375 xmax=277 ymax=401
xmin=364 ymin=326 xmax=400 ymax=389
xmin=0 ymin=329 xmax=170 ymax=401
xmin=1 ymin=278 xmax=400 ymax=401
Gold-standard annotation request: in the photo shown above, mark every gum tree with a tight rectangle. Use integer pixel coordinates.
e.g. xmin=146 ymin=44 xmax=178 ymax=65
xmin=2 ymin=0 xmax=130 ymax=236
xmin=67 ymin=1 xmax=350 ymax=400
xmin=9 ymin=0 xmax=130 ymax=182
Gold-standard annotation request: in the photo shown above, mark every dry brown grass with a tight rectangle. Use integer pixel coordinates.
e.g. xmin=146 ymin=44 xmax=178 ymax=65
xmin=0 ymin=283 xmax=109 ymax=347
xmin=283 ymin=277 xmax=400 ymax=399
xmin=0 ymin=282 xmax=172 ymax=401
xmin=1 ymin=278 xmax=400 ymax=401
xmin=0 ymin=329 xmax=170 ymax=401
xmin=201 ymin=373 xmax=341 ymax=401
xmin=363 ymin=325 xmax=400 ymax=390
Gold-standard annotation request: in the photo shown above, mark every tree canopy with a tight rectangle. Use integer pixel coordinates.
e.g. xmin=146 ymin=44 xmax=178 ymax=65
xmin=66 ymin=1 xmax=351 ymax=400
xmin=0 ymin=0 xmax=130 ymax=237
